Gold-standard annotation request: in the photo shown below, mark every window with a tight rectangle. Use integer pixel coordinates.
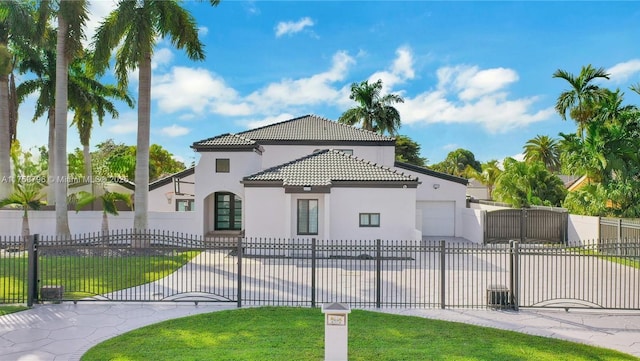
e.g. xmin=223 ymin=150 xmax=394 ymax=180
xmin=175 ymin=199 xmax=194 ymax=211
xmin=215 ymin=192 xmax=241 ymax=230
xmin=297 ymin=199 xmax=318 ymax=235
xmin=216 ymin=158 xmax=230 ymax=173
xmin=359 ymin=213 xmax=380 ymax=227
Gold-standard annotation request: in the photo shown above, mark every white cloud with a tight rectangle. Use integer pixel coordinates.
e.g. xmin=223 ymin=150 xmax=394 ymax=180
xmin=275 ymin=17 xmax=315 ymax=37
xmin=607 ymin=59 xmax=640 ymax=83
xmin=199 ymin=26 xmax=209 ymax=37
xmin=152 ymin=48 xmax=174 ymax=70
xmin=398 ymin=65 xmax=553 ymax=133
xmin=152 ymin=66 xmax=244 ymax=114
xmin=160 ymin=124 xmax=190 ymax=137
xmin=243 ymin=113 xmax=297 ymax=129
xmin=369 ymin=46 xmax=416 ymax=90
xmin=85 ymin=2 xmax=117 ymax=47
xmin=246 ymin=51 xmax=355 ymax=112
xmin=108 ymin=121 xmax=137 ymax=135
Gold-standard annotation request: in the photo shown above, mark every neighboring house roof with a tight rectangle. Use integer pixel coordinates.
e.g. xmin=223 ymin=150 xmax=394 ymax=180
xmin=394 ymin=162 xmax=469 ymax=186
xmin=192 ymin=114 xmax=395 ymax=151
xmin=558 ymin=174 xmax=582 ymax=189
xmin=566 ymin=175 xmax=589 ymax=192
xmin=149 ymin=167 xmax=195 ymax=191
xmin=243 ymin=149 xmax=419 ymax=188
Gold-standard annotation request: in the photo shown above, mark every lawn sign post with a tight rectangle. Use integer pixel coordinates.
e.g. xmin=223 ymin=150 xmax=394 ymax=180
xmin=322 ymin=302 xmax=351 ymax=361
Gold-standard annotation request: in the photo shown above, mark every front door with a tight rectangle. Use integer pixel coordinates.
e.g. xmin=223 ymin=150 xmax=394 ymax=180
xmin=215 ymin=192 xmax=242 ymax=230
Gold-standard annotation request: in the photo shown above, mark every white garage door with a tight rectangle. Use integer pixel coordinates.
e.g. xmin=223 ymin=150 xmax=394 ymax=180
xmin=418 ymin=201 xmax=455 ymax=236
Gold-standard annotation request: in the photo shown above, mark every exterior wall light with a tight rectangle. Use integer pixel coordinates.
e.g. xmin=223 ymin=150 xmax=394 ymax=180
xmin=303 ymin=186 xmax=312 ymax=191
xmin=433 ymin=184 xmax=440 ymax=190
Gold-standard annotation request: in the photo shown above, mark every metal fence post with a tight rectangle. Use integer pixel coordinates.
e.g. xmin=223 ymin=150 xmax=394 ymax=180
xmin=440 ymin=240 xmax=446 ymax=309
xmin=376 ymin=239 xmax=381 ymax=308
xmin=27 ymin=234 xmax=39 ymax=307
xmin=509 ymin=240 xmax=519 ymax=311
xmin=520 ymin=209 xmax=526 ymax=243
xmin=236 ymin=236 xmax=243 ymax=308
xmin=311 ymin=238 xmax=316 ymax=308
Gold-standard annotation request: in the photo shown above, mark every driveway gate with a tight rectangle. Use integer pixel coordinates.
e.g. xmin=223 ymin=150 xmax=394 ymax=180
xmin=484 ymin=208 xmax=568 ymax=244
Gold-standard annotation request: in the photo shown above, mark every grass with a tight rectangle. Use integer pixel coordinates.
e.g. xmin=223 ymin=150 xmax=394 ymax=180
xmin=0 ymin=251 xmax=199 ymax=302
xmin=0 ymin=305 xmax=28 ymax=316
xmin=82 ymin=307 xmax=638 ymax=361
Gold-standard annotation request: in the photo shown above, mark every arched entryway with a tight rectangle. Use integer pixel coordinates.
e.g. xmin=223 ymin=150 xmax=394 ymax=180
xmin=203 ymin=191 xmax=242 ymax=236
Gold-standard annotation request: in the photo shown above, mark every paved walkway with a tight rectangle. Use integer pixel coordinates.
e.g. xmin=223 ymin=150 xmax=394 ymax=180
xmin=1 ymin=303 xmax=639 ymax=361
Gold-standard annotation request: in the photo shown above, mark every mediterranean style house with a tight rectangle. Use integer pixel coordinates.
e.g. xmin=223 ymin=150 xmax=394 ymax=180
xmin=149 ymin=115 xmax=468 ymax=241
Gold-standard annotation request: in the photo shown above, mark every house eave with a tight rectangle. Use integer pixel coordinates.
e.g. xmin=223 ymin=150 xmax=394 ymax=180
xmin=394 ymin=161 xmax=469 ymax=186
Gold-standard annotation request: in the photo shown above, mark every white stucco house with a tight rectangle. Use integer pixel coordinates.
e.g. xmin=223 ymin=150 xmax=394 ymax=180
xmin=149 ymin=115 xmax=468 ymax=241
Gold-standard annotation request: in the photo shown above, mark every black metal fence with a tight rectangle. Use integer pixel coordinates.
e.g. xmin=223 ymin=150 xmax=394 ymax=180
xmin=1 ymin=230 xmax=639 ymax=310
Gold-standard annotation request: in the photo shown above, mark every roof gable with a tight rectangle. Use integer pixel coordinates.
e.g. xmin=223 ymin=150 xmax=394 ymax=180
xmin=243 ymin=149 xmax=418 ymax=187
xmin=192 ymin=115 xmax=395 ymax=150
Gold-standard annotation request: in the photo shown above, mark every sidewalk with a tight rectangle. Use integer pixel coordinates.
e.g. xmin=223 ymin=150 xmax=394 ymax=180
xmin=1 ymin=303 xmax=639 ymax=361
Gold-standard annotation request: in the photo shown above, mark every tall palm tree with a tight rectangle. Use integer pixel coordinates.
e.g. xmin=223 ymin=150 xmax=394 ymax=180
xmin=93 ymin=0 xmax=219 ymax=231
xmin=338 ymin=79 xmax=404 ymax=135
xmin=0 ymin=1 xmax=35 ymax=199
xmin=523 ymin=135 xmax=560 ymax=173
xmin=591 ymin=89 xmax=636 ymax=126
xmin=53 ymin=0 xmax=88 ymax=236
xmin=69 ymin=54 xmax=134 ymax=180
xmin=553 ymin=65 xmax=609 ymax=137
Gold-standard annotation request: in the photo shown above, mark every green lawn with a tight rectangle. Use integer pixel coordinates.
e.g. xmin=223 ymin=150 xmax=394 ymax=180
xmin=0 ymin=251 xmax=199 ymax=302
xmin=82 ymin=307 xmax=638 ymax=361
xmin=0 ymin=305 xmax=28 ymax=316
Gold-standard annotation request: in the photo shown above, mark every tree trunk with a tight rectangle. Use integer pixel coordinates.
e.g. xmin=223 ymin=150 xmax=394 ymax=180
xmin=54 ymin=8 xmax=71 ymax=237
xmin=47 ymin=108 xmax=55 ymax=205
xmin=133 ymin=52 xmax=151 ymax=238
xmin=83 ymin=143 xmax=91 ymax=180
xmin=101 ymin=211 xmax=109 ymax=235
xmin=0 ymin=73 xmax=11 ymax=200
xmin=21 ymin=211 xmax=30 ymax=240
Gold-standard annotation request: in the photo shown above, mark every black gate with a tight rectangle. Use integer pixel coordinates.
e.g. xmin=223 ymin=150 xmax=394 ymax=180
xmin=484 ymin=209 xmax=568 ymax=244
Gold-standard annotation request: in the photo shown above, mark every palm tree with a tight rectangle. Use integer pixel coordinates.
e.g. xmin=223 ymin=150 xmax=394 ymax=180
xmin=591 ymin=89 xmax=636 ymax=126
xmin=69 ymin=54 xmax=134 ymax=180
xmin=553 ymin=65 xmax=610 ymax=137
xmin=93 ymin=0 xmax=219 ymax=231
xmin=523 ymin=135 xmax=560 ymax=173
xmin=0 ymin=1 xmax=35 ymax=200
xmin=53 ymin=0 xmax=88 ymax=237
xmin=71 ymin=190 xmax=132 ymax=235
xmin=338 ymin=79 xmax=404 ymax=135
xmin=464 ymin=160 xmax=502 ymax=200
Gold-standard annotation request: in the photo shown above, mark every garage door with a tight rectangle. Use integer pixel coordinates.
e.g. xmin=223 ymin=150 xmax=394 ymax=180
xmin=418 ymin=201 xmax=455 ymax=236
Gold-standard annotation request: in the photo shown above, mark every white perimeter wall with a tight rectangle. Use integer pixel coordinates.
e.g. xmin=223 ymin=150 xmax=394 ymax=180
xmin=461 ymin=208 xmax=484 ymax=244
xmin=568 ymin=214 xmax=600 ymax=245
xmin=0 ymin=210 xmax=198 ymax=237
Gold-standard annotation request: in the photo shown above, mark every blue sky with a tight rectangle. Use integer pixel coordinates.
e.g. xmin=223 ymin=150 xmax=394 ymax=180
xmin=17 ymin=1 xmax=640 ymax=167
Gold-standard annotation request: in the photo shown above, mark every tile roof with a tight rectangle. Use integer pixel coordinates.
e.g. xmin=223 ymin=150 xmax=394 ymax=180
xmin=192 ymin=115 xmax=394 ymax=150
xmin=394 ymin=162 xmax=469 ymax=185
xmin=191 ymin=133 xmax=259 ymax=149
xmin=243 ymin=149 xmax=418 ymax=186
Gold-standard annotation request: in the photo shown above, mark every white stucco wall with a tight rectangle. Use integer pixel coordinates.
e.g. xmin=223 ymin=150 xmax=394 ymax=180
xmin=329 ymin=187 xmax=419 ymax=240
xmin=0 ymin=210 xmax=197 ymax=237
xmin=260 ymin=144 xmax=396 ymax=169
xmin=148 ymin=173 xmax=195 ymax=212
xmin=568 ymin=214 xmax=600 ymax=245
xmin=195 ymin=151 xmax=262 ymax=234
xmin=460 ymin=208 xmax=485 ymax=244
xmin=243 ymin=187 xmax=288 ymax=239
